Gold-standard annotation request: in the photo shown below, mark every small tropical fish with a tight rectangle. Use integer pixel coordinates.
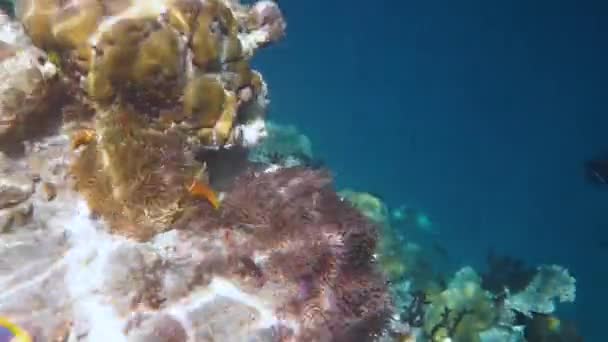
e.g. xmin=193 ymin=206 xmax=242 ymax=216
xmin=546 ymin=315 xmax=562 ymax=332
xmin=70 ymin=129 xmax=96 ymax=150
xmin=585 ymin=158 xmax=608 ymax=185
xmin=187 ymin=179 xmax=220 ymax=209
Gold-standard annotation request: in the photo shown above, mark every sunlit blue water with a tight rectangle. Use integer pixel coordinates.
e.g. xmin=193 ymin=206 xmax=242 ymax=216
xmin=253 ymin=0 xmax=608 ymax=340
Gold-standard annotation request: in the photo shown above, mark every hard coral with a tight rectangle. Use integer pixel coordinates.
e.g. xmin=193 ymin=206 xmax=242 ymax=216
xmin=424 ymin=267 xmax=497 ymax=342
xmin=16 ymin=0 xmax=276 ymax=147
xmin=0 ymin=12 xmax=62 ymax=155
xmin=505 ymin=265 xmax=576 ymax=318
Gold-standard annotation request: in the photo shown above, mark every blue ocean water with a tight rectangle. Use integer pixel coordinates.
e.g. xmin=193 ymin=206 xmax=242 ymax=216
xmin=252 ymin=0 xmax=608 ymax=340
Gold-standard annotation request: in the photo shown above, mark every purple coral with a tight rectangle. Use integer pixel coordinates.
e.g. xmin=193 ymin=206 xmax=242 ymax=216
xmin=212 ymin=166 xmax=393 ymax=340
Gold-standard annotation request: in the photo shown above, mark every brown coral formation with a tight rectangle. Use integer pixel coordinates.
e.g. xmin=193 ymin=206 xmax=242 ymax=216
xmin=69 ymin=106 xmax=206 ymax=239
xmin=12 ymin=0 xmax=285 ymax=237
xmin=16 ymin=0 xmax=276 ymax=145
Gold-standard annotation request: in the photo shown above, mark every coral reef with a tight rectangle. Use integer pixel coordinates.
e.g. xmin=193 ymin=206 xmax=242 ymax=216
xmin=0 ymin=138 xmax=393 ymax=341
xmin=422 ymin=267 xmax=498 ymax=341
xmin=0 ymin=1 xmax=583 ymax=341
xmin=16 ymin=0 xmax=279 ymax=147
xmin=339 ymin=190 xmax=581 ymax=342
xmin=8 ymin=0 xmax=289 ymax=237
xmin=339 ymin=191 xmax=443 ymax=296
xmin=215 ymin=167 xmax=393 ymax=340
xmin=0 ymin=3 xmax=395 ymax=341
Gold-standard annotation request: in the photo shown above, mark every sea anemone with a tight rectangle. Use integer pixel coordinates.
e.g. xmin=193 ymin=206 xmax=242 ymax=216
xmin=182 ymin=166 xmax=394 ymax=340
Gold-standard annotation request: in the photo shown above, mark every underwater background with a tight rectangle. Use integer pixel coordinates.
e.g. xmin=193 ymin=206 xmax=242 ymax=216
xmin=252 ymin=0 xmax=607 ymax=340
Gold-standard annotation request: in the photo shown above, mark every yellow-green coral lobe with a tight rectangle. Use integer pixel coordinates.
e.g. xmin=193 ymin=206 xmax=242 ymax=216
xmin=183 ymin=76 xmax=226 ymax=128
xmin=130 ymin=27 xmax=181 ymax=85
xmin=167 ymin=0 xmax=202 ymax=35
xmin=51 ymin=1 xmax=103 ymax=49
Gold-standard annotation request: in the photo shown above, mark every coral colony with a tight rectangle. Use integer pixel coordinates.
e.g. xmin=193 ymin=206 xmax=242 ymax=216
xmin=0 ymin=1 xmax=579 ymax=341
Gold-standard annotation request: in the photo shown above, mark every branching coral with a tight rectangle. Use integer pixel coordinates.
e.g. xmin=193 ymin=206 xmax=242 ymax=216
xmin=505 ymin=265 xmax=576 ymax=318
xmin=423 ymin=267 xmax=497 ymax=342
xmin=417 ymin=263 xmax=578 ymax=342
xmin=337 ymin=189 xmax=580 ymax=341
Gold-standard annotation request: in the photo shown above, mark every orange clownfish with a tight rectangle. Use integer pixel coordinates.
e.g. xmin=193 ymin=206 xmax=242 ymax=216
xmin=187 ymin=179 xmax=220 ymax=209
xmin=71 ymin=129 xmax=96 ymax=150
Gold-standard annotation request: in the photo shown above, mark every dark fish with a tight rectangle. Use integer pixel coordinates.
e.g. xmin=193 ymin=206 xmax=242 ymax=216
xmin=585 ymin=159 xmax=608 ymax=185
xmin=432 ymin=242 xmax=449 ymax=259
xmin=597 ymin=239 xmax=608 ymax=251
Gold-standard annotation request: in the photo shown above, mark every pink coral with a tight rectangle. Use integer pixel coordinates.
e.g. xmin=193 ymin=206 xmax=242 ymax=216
xmin=249 ymin=0 xmax=287 ymax=44
xmin=191 ymin=166 xmax=395 ymax=340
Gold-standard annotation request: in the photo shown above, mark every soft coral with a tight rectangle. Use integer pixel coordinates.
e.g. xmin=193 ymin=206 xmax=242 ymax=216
xmin=213 ymin=166 xmax=393 ymax=340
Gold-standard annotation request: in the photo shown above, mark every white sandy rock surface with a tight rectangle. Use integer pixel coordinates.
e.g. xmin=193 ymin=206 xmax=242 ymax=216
xmin=0 ymin=135 xmax=297 ymax=342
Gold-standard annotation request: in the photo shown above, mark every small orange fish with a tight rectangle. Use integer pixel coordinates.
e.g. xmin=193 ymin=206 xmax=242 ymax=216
xmin=71 ymin=129 xmax=96 ymax=150
xmin=187 ymin=179 xmax=220 ymax=209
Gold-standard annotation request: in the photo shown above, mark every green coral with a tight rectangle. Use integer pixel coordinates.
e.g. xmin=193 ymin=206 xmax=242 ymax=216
xmin=339 ymin=190 xmax=390 ymax=226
